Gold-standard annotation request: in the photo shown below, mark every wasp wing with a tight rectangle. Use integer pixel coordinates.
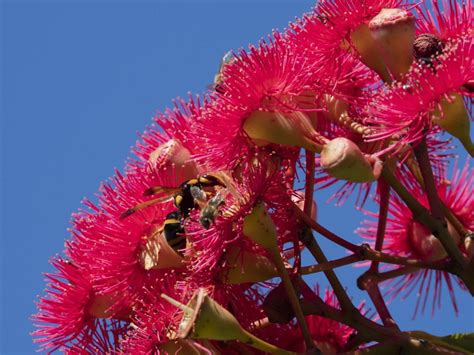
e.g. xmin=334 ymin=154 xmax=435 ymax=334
xmin=120 ymin=195 xmax=174 ymax=219
xmin=143 ymin=186 xmax=180 ymax=197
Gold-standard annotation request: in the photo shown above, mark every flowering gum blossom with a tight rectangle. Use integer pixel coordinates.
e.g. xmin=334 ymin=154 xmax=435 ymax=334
xmin=148 ymin=139 xmax=199 ymax=184
xmin=432 ymin=93 xmax=473 ymax=157
xmin=243 ymin=111 xmax=320 ymax=152
xmin=320 ymin=137 xmax=377 ymax=183
xmin=369 ymin=8 xmax=415 ymax=82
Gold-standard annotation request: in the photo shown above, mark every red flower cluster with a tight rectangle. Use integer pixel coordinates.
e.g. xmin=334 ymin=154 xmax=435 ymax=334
xmin=33 ymin=0 xmax=473 ymax=353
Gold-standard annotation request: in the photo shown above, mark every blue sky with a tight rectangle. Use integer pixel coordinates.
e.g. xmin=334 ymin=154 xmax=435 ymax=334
xmin=1 ymin=1 xmax=472 ymax=353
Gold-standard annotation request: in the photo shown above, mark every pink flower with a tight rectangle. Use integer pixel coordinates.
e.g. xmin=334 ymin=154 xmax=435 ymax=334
xmin=32 ymin=0 xmax=474 ymax=351
xmin=290 ymin=0 xmax=409 ymax=56
xmin=416 ymin=0 xmax=472 ymax=43
xmin=67 ymin=167 xmax=176 ymax=311
xmin=358 ymin=160 xmax=473 ymax=316
xmin=192 ymin=34 xmax=318 ymax=170
xmin=121 ymin=282 xmax=268 ymax=354
xmin=119 ymin=281 xmax=185 ymax=353
xmin=366 ymin=36 xmax=473 ymax=154
xmin=133 ymin=96 xmax=205 ymax=165
xmin=32 ymin=259 xmax=126 ymax=353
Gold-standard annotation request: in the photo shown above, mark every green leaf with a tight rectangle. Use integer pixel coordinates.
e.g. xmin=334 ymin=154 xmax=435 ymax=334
xmin=357 ymin=333 xmax=474 ymax=355
xmin=408 ymin=331 xmax=474 ymax=354
xmin=440 ymin=333 xmax=474 ymax=353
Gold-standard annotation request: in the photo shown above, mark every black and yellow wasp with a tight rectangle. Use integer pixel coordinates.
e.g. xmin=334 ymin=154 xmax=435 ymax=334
xmin=120 ymin=174 xmax=227 ymax=251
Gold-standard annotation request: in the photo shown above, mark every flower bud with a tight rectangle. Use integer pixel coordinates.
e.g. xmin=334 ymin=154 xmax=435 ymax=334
xmin=148 ymin=139 xmax=199 ymax=184
xmin=220 ymin=247 xmax=277 ymax=284
xmin=409 ymin=221 xmax=461 ymax=261
xmin=320 ymin=137 xmax=377 ymax=183
xmin=263 ymin=279 xmax=300 ymax=324
xmin=368 ymin=8 xmax=415 ymax=81
xmin=432 ymin=93 xmax=473 ymax=157
xmin=243 ymin=111 xmax=320 ymax=152
xmin=350 ymin=23 xmax=391 ymax=82
xmin=139 ymin=226 xmax=184 ymax=270
xmin=243 ymin=202 xmax=278 ymax=251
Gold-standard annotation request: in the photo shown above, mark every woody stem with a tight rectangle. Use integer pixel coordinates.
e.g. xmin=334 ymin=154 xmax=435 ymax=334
xmin=412 ymin=139 xmax=445 ymax=221
xmin=299 ymin=228 xmax=355 ymax=312
xmin=293 ymin=204 xmax=359 ymax=252
xmin=362 ymin=180 xmax=398 ymax=329
xmin=405 ymin=153 xmax=473 ymax=240
xmin=299 ymin=243 xmax=447 ymax=275
xmin=300 ymin=254 xmax=360 ymax=275
xmin=300 ymin=297 xmax=409 ymax=345
xmin=304 ymin=151 xmax=315 ymax=217
xmin=381 ymin=163 xmax=474 ymax=294
xmin=269 ymin=249 xmax=316 ymax=351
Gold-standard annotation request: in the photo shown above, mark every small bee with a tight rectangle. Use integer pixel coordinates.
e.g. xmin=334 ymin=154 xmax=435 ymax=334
xmin=120 ymin=174 xmax=226 ymax=219
xmin=190 ymin=185 xmax=208 ymax=206
xmin=199 ymin=191 xmax=226 ymax=229
xmin=212 ymin=51 xmax=235 ymax=94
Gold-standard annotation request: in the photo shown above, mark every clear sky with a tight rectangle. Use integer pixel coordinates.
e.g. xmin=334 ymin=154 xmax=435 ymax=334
xmin=1 ymin=1 xmax=473 ymax=353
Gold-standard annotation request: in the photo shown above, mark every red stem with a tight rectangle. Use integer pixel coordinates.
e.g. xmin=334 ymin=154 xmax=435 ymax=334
xmin=370 ymin=180 xmax=390 ymax=272
xmin=292 ymin=204 xmax=359 ymax=253
xmin=363 ymin=180 xmax=398 ymax=329
xmin=304 ymin=151 xmax=315 ymax=217
xmin=412 ymin=139 xmax=445 ymax=221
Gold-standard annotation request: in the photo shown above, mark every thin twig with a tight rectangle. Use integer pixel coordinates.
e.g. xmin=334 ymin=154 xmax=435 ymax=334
xmin=370 ymin=181 xmax=390 ymax=272
xmin=292 ymin=204 xmax=359 ymax=253
xmin=363 ymin=180 xmax=398 ymax=329
xmin=413 ymin=139 xmax=445 ymax=221
xmin=299 ymin=228 xmax=355 ymax=312
xmin=301 ymin=254 xmax=360 ymax=275
xmin=270 ymin=249 xmax=316 ymax=351
xmin=361 ymin=246 xmax=446 ymax=270
xmin=375 ymin=266 xmax=419 ymax=283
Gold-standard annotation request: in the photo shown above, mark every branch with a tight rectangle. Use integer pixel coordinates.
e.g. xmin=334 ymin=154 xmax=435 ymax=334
xmin=380 ymin=164 xmax=470 ymax=272
xmin=299 ymin=228 xmax=355 ymax=312
xmin=292 ymin=203 xmax=359 ymax=253
xmin=363 ymin=180 xmax=398 ymax=329
xmin=300 ymin=254 xmax=360 ymax=275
